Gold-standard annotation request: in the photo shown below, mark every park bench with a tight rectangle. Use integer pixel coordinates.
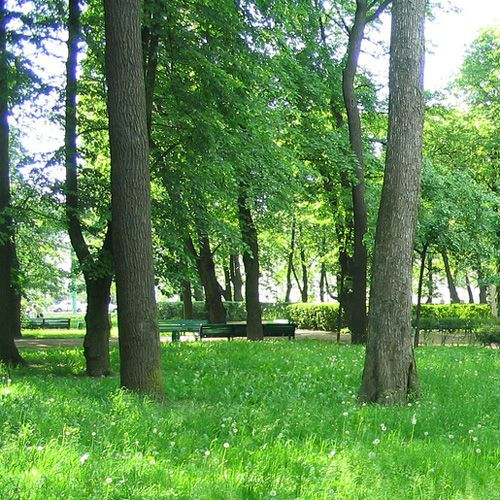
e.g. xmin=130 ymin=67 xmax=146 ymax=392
xmin=158 ymin=319 xmax=208 ymax=341
xmin=23 ymin=317 xmax=71 ymax=330
xmin=199 ymin=322 xmax=296 ymax=341
xmin=413 ymin=318 xmax=482 ymax=345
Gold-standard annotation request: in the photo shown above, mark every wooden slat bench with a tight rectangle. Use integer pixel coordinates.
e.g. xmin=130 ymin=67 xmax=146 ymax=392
xmin=159 ymin=319 xmax=208 ymax=341
xmin=23 ymin=318 xmax=71 ymax=330
xmin=199 ymin=322 xmax=296 ymax=341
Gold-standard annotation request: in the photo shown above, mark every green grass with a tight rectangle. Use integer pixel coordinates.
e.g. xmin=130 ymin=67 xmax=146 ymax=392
xmin=1 ymin=342 xmax=498 ymax=499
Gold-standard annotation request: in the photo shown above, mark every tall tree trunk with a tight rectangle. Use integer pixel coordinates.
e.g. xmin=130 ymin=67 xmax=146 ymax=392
xmin=104 ymin=0 xmax=164 ymax=397
xmin=414 ymin=244 xmax=428 ymax=348
xmin=300 ymin=247 xmax=308 ymax=302
xmin=0 ymin=0 xmax=25 ymax=365
xmin=319 ymin=262 xmax=326 ymax=302
xmin=222 ymin=266 xmax=233 ymax=301
xmin=65 ymin=0 xmax=112 ymax=376
xmin=284 ymin=220 xmax=295 ymax=302
xmin=426 ymin=252 xmax=433 ymax=303
xmin=230 ymin=254 xmax=243 ymax=302
xmin=465 ymin=274 xmax=474 ymax=304
xmin=360 ymin=0 xmax=425 ymax=404
xmin=181 ymin=281 xmax=193 ymax=319
xmin=477 ymin=268 xmax=487 ymax=304
xmin=238 ymin=190 xmax=263 ymax=340
xmin=193 ymin=282 xmax=204 ymax=302
xmin=342 ymin=0 xmax=371 ymax=345
xmin=189 ymin=235 xmax=227 ymax=323
xmin=442 ymin=250 xmax=460 ymax=303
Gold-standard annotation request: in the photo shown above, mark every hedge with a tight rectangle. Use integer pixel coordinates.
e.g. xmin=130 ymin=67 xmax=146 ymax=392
xmin=414 ymin=304 xmax=491 ymax=321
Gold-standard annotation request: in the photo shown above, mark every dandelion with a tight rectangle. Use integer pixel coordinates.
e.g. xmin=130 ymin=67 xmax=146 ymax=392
xmin=79 ymin=453 xmax=90 ymax=464
xmin=476 ymin=448 xmax=481 ymax=454
xmin=36 ymin=445 xmax=43 ymax=451
xmin=204 ymin=450 xmax=211 ymax=456
xmin=372 ymin=438 xmax=380 ymax=446
xmin=223 ymin=442 xmax=230 ymax=449
xmin=472 ymin=437 xmax=478 ymax=442
xmin=368 ymin=451 xmax=376 ymax=459
xmin=270 ymin=490 xmax=277 ymax=497
xmin=468 ymin=429 xmax=474 ymax=434
xmin=429 ymin=468 xmax=435 ymax=473
xmin=380 ymin=424 xmax=387 ymax=431
xmin=411 ymin=414 xmax=417 ymax=426
xmin=342 ymin=411 xmax=348 ymax=417
xmin=329 ymin=450 xmax=336 ymax=457
xmin=477 ymin=424 xmax=482 ymax=428
xmin=448 ymin=434 xmax=454 ymax=439
xmin=152 ymin=428 xmax=157 ymax=434
xmin=91 ymin=432 xmax=96 ymax=437
xmin=424 ymin=431 xmax=429 ymax=437
xmin=105 ymin=477 xmax=113 ymax=484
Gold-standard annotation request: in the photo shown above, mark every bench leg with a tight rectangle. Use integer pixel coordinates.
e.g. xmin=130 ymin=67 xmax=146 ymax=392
xmin=172 ymin=332 xmax=180 ymax=342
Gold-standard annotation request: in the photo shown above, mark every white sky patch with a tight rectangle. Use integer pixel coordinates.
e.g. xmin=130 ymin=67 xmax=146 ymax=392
xmin=360 ymin=0 xmax=500 ymax=93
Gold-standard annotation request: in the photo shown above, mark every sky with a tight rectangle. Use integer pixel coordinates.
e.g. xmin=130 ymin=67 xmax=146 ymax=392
xmin=360 ymin=0 xmax=500 ymax=93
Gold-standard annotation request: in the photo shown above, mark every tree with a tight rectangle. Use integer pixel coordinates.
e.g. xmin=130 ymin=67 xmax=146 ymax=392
xmin=360 ymin=0 xmax=425 ymax=404
xmin=103 ymin=0 xmax=163 ymax=396
xmin=65 ymin=0 xmax=113 ymax=376
xmin=0 ymin=0 xmax=25 ymax=365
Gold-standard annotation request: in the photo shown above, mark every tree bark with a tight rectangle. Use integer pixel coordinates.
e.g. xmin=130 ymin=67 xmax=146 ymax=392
xmin=477 ymin=268 xmax=487 ymax=304
xmin=426 ymin=252 xmax=433 ymax=303
xmin=319 ymin=262 xmax=326 ymax=302
xmin=284 ymin=220 xmax=295 ymax=302
xmin=181 ymin=280 xmax=193 ymax=319
xmin=0 ymin=0 xmax=25 ymax=366
xmin=104 ymin=0 xmax=164 ymax=397
xmin=222 ymin=265 xmax=233 ymax=301
xmin=342 ymin=0 xmax=371 ymax=345
xmin=230 ymin=254 xmax=243 ymax=302
xmin=360 ymin=0 xmax=425 ymax=404
xmin=65 ymin=0 xmax=112 ymax=376
xmin=442 ymin=250 xmax=460 ymax=303
xmin=465 ymin=274 xmax=474 ymax=304
xmin=238 ymin=190 xmax=263 ymax=340
xmin=197 ymin=235 xmax=227 ymax=323
xmin=299 ymin=247 xmax=308 ymax=302
xmin=414 ymin=244 xmax=428 ymax=348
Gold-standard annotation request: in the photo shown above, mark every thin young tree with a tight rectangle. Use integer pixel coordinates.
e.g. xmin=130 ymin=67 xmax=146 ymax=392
xmin=360 ymin=0 xmax=425 ymax=403
xmin=0 ymin=0 xmax=25 ymax=366
xmin=103 ymin=0 xmax=163 ymax=396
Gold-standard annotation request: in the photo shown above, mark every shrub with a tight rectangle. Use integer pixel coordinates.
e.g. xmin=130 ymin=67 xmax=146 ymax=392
xmin=414 ymin=304 xmax=491 ymax=320
xmin=285 ymin=303 xmax=341 ymax=331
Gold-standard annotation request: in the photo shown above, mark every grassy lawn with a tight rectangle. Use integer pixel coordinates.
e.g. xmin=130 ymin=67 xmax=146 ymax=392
xmin=0 ymin=342 xmax=498 ymax=499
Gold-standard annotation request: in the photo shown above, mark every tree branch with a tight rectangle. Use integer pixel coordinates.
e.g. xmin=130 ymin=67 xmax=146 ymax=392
xmin=366 ymin=0 xmax=392 ymax=23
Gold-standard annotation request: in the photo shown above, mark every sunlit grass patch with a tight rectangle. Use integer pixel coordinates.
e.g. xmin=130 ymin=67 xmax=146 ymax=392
xmin=0 ymin=342 xmax=498 ymax=498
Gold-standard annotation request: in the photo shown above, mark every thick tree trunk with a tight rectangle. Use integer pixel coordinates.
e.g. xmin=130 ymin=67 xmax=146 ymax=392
xmin=414 ymin=245 xmax=428 ymax=348
xmin=195 ymin=235 xmax=227 ymax=323
xmin=238 ymin=190 xmax=263 ymax=340
xmin=104 ymin=0 xmax=164 ymax=397
xmin=84 ymin=277 xmax=112 ymax=376
xmin=426 ymin=252 xmax=433 ymax=303
xmin=193 ymin=282 xmax=204 ymax=302
xmin=0 ymin=1 xmax=25 ymax=366
xmin=284 ymin=221 xmax=295 ymax=302
xmin=181 ymin=281 xmax=193 ymax=319
xmin=230 ymin=254 xmax=243 ymax=302
xmin=65 ymin=0 xmax=112 ymax=376
xmin=442 ymin=251 xmax=460 ymax=303
xmin=465 ymin=274 xmax=474 ymax=304
xmin=360 ymin=0 xmax=425 ymax=404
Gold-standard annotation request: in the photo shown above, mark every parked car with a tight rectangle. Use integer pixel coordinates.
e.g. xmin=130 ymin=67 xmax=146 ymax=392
xmin=51 ymin=300 xmax=86 ymax=313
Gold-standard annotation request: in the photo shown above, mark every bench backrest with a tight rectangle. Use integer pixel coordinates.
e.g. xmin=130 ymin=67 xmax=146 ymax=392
xmin=262 ymin=323 xmax=296 ymax=336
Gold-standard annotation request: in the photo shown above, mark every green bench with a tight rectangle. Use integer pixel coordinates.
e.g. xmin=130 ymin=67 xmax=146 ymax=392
xmin=199 ymin=322 xmax=296 ymax=341
xmin=158 ymin=319 xmax=208 ymax=341
xmin=23 ymin=317 xmax=71 ymax=330
xmin=413 ymin=318 xmax=495 ymax=345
